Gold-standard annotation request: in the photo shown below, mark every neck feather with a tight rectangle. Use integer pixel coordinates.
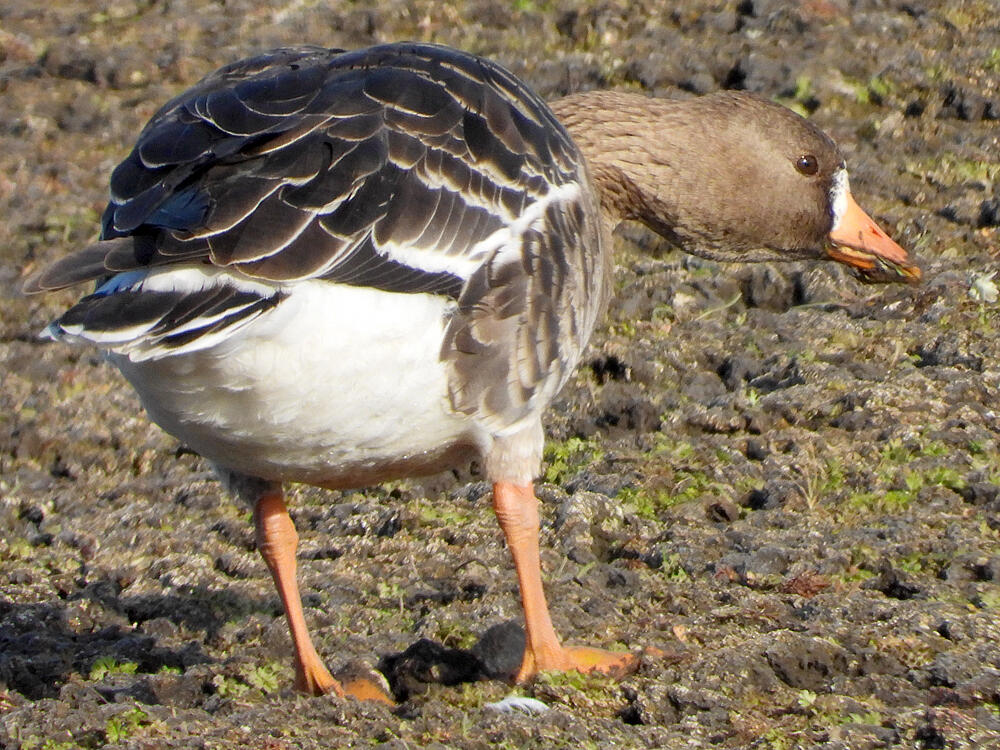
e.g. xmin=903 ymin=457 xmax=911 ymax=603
xmin=549 ymin=91 xmax=688 ymax=235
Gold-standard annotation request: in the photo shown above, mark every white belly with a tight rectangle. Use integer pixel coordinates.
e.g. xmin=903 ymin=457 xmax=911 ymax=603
xmin=112 ymin=282 xmax=484 ymax=485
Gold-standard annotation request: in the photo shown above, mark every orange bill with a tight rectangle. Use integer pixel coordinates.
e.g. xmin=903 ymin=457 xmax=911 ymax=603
xmin=827 ymin=191 xmax=921 ymax=284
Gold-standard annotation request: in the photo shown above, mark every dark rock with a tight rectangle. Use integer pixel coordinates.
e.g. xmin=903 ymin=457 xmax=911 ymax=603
xmin=94 ymin=674 xmax=158 ymax=704
xmin=678 ymin=68 xmax=717 ymax=95
xmin=554 ymin=489 xmax=622 ymax=564
xmin=749 ymin=358 xmax=804 ymax=393
xmin=565 ymin=470 xmax=633 ymax=498
xmin=926 ymin=653 xmax=976 ymax=688
xmin=525 ymin=55 xmax=605 ymax=99
xmin=147 ymin=671 xmax=211 ymax=708
xmin=746 ymin=545 xmax=790 ymax=576
xmin=863 ymin=559 xmax=921 ymax=600
xmin=914 ymin=721 xmax=947 ymax=749
xmin=590 ymin=354 xmax=631 ymax=383
xmin=957 ymin=481 xmax=999 ymax=505
xmin=41 ymin=42 xmax=98 ymax=83
xmin=593 ymin=382 xmax=661 ymax=433
xmin=624 ymin=51 xmax=683 ymax=92
xmin=687 ymin=406 xmax=745 ymax=434
xmin=451 ymin=480 xmax=492 ymax=504
xmin=765 ymin=633 xmax=851 ymax=690
xmin=139 ymin=617 xmax=179 ymax=640
xmin=705 ymin=497 xmax=741 ymax=522
xmin=745 ymin=439 xmax=769 ymax=461
xmin=680 ymin=371 xmax=728 ymax=403
xmin=717 ymin=355 xmax=762 ymax=391
xmin=718 ymin=544 xmax=790 ymax=577
xmin=739 ymin=266 xmax=799 ymax=311
xmin=666 ymin=683 xmax=732 ymax=713
xmin=579 ymin=596 xmax=613 ymax=619
xmin=827 ymin=722 xmax=900 ymax=747
xmin=18 ymin=504 xmax=44 ymax=524
xmin=741 ymin=480 xmax=798 ymax=509
xmin=378 ymin=638 xmax=486 ymax=701
xmin=608 ymin=541 xmax=663 ymax=569
xmin=973 ymin=556 xmax=1000 ymax=582
xmin=938 ymin=83 xmax=997 ymax=121
xmin=209 ymin=519 xmax=255 ymax=550
xmin=375 ymin=509 xmax=402 ymax=537
xmin=471 ymin=621 xmax=524 ymax=680
xmin=830 ymin=409 xmax=873 ymax=432
xmin=911 ymin=338 xmax=983 ymax=371
xmin=213 ymin=553 xmax=255 ymax=579
xmin=606 ymin=566 xmax=640 ymax=589
xmin=977 ymin=197 xmax=1000 ymax=227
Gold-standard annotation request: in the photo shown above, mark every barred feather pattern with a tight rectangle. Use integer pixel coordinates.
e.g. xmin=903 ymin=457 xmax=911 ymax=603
xmin=29 ymin=42 xmax=610 ymax=433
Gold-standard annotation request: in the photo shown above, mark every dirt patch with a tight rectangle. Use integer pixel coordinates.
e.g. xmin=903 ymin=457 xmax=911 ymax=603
xmin=2 ymin=1 xmax=999 ymax=748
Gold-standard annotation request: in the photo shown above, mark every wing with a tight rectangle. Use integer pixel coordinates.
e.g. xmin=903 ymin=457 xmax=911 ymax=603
xmin=26 ymin=43 xmax=582 ymax=297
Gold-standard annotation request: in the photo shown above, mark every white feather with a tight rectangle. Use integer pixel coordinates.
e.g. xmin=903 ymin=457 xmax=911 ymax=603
xmin=110 ymin=280 xmax=484 ymax=484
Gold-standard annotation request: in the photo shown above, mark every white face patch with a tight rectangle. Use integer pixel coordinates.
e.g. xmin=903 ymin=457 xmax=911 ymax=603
xmin=829 ymin=167 xmax=850 ymax=232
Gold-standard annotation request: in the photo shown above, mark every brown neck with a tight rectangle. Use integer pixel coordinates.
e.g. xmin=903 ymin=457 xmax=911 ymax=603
xmin=549 ymin=91 xmax=685 ymax=233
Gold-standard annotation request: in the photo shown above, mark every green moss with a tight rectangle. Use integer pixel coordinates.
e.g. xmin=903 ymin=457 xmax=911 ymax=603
xmin=822 ymin=458 xmax=846 ymax=493
xmin=761 ymin=727 xmax=795 ymax=750
xmin=660 ymin=552 xmax=690 ymax=582
xmin=867 ymin=76 xmax=893 ymax=101
xmin=212 ymin=673 xmax=248 ymax=698
xmin=842 ymin=710 xmax=884 ymax=726
xmin=908 ymin=154 xmax=1000 ymax=187
xmin=88 ymin=656 xmax=138 ymax=681
xmin=847 ymin=75 xmax=894 ymax=106
xmin=243 ymin=661 xmax=281 ymax=693
xmin=376 ymin=580 xmax=404 ymax=600
xmin=618 ymin=470 xmax=718 ymax=520
xmin=846 ymin=488 xmax=916 ymax=513
xmin=941 ymin=5 xmax=997 ymax=31
xmin=104 ymin=707 xmax=150 ymax=744
xmin=880 ymin=438 xmax=912 ymax=464
xmin=20 ymin=740 xmax=79 ymax=750
xmin=512 ymin=0 xmax=554 ymax=12
xmin=978 ymin=587 xmax=1000 ymax=610
xmin=417 ymin=502 xmax=473 ymax=526
xmin=618 ymin=486 xmax=658 ymax=519
xmin=985 ymin=48 xmax=1000 ymax=72
xmin=923 ymin=466 xmax=967 ymax=491
xmin=434 ymin=622 xmax=478 ymax=650
xmin=650 ymin=433 xmax=695 ymax=460
xmin=544 ymin=436 xmax=605 ymax=485
xmin=895 ymin=551 xmax=943 ymax=575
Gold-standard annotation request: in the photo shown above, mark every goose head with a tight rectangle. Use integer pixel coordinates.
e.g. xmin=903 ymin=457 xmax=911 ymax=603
xmin=551 ymin=90 xmax=920 ymax=283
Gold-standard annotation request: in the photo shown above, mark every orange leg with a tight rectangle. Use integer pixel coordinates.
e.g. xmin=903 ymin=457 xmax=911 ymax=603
xmin=254 ymin=488 xmax=392 ymax=702
xmin=492 ymin=481 xmax=639 ymax=682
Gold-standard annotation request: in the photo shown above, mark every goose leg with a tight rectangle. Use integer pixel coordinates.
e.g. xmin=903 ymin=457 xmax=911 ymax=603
xmin=492 ymin=481 xmax=639 ymax=682
xmin=254 ymin=488 xmax=392 ymax=702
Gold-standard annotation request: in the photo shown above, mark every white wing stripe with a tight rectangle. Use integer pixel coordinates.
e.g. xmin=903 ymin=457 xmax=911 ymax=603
xmin=471 ymin=181 xmax=582 ymax=267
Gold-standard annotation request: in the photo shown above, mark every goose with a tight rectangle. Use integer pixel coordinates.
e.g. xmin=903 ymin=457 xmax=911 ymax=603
xmin=24 ymin=42 xmax=920 ymax=701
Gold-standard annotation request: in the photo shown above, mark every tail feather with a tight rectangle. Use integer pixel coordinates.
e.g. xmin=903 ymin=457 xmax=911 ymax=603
xmin=22 ymin=236 xmax=210 ymax=294
xmin=43 ymin=268 xmax=286 ymax=361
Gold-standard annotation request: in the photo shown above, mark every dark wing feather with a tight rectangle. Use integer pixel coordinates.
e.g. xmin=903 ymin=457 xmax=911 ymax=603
xmin=27 ymin=43 xmax=583 ymax=297
xmin=52 ymin=284 xmax=285 ymax=360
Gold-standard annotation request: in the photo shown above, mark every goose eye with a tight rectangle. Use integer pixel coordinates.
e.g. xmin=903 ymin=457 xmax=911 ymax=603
xmin=795 ymin=154 xmax=819 ymax=176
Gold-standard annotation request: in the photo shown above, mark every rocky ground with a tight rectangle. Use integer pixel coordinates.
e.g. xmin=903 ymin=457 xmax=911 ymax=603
xmin=1 ymin=1 xmax=999 ymax=748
